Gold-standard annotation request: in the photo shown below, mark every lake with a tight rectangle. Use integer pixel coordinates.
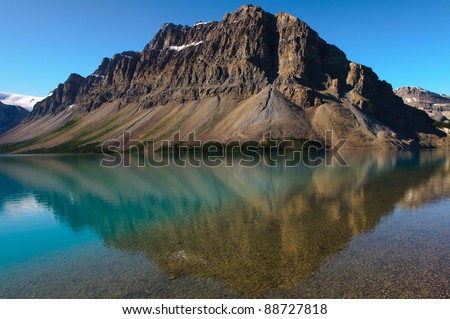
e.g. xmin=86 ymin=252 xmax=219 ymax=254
xmin=0 ymin=151 xmax=449 ymax=298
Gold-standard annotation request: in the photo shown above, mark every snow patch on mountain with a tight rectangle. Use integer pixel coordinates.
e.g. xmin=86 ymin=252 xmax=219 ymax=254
xmin=169 ymin=41 xmax=204 ymax=51
xmin=194 ymin=21 xmax=212 ymax=27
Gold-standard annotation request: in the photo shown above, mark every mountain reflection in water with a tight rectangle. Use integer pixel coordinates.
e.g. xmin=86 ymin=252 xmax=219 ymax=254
xmin=0 ymin=151 xmax=448 ymax=297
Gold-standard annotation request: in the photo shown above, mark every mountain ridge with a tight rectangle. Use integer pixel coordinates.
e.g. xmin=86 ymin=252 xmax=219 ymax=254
xmin=394 ymin=86 xmax=450 ymax=122
xmin=0 ymin=102 xmax=30 ymax=135
xmin=0 ymin=5 xmax=447 ymax=152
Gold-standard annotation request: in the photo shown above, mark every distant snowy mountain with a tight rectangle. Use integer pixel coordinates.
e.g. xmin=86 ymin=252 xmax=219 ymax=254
xmin=0 ymin=92 xmax=45 ymax=111
xmin=394 ymin=87 xmax=450 ymax=121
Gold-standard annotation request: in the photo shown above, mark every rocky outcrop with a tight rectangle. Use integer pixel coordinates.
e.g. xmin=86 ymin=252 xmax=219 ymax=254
xmin=0 ymin=102 xmax=29 ymax=134
xmin=27 ymin=73 xmax=85 ymax=121
xmin=394 ymin=87 xmax=450 ymax=121
xmin=1 ymin=5 xmax=447 ymax=152
xmin=76 ymin=51 xmax=141 ymax=112
xmin=28 ymin=51 xmax=141 ymax=120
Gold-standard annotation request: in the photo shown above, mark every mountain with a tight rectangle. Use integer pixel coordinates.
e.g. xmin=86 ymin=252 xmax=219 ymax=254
xmin=0 ymin=102 xmax=30 ymax=134
xmin=394 ymin=87 xmax=450 ymax=121
xmin=0 ymin=5 xmax=447 ymax=153
xmin=0 ymin=92 xmax=45 ymax=112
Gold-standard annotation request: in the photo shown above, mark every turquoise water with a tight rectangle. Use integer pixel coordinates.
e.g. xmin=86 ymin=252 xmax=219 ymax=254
xmin=0 ymin=152 xmax=449 ymax=298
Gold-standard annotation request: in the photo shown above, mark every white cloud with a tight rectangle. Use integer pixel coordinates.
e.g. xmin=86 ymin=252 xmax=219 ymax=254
xmin=0 ymin=92 xmax=46 ymax=111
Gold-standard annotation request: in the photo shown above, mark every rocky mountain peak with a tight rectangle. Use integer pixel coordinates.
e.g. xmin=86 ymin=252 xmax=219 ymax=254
xmin=27 ymin=73 xmax=84 ymax=120
xmin=67 ymin=73 xmax=84 ymax=82
xmin=275 ymin=11 xmax=299 ymax=22
xmin=394 ymin=87 xmax=450 ymax=107
xmin=226 ymin=4 xmax=265 ymax=20
xmin=33 ymin=5 xmax=326 ymax=117
xmin=112 ymin=51 xmax=140 ymax=60
xmin=237 ymin=4 xmax=262 ymax=12
xmin=5 ymin=5 xmax=446 ymax=152
xmin=394 ymin=86 xmax=450 ymax=121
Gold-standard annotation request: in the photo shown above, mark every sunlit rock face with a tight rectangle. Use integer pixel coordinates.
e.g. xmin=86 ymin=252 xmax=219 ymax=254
xmin=394 ymin=87 xmax=450 ymax=121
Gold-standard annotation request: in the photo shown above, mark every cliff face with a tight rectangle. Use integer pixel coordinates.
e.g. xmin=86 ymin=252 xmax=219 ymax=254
xmin=1 ymin=5 xmax=446 ymax=152
xmin=27 ymin=73 xmax=84 ymax=120
xmin=27 ymin=51 xmax=141 ymax=120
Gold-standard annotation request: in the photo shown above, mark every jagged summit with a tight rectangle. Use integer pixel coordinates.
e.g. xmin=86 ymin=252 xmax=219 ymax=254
xmin=1 ymin=5 xmax=446 ymax=152
xmin=231 ymin=4 xmax=263 ymax=14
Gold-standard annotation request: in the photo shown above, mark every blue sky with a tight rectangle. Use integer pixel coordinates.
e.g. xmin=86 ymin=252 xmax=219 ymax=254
xmin=1 ymin=0 xmax=449 ymax=96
